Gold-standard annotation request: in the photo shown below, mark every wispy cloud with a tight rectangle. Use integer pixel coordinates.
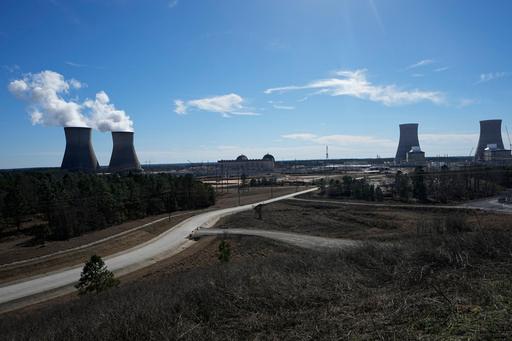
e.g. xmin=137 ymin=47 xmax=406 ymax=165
xmin=457 ymin=98 xmax=478 ymax=108
xmin=476 ymin=72 xmax=508 ymax=84
xmin=268 ymin=101 xmax=294 ymax=110
xmin=282 ymin=132 xmax=395 ymax=147
xmin=273 ymin=104 xmax=295 ymax=110
xmin=168 ymin=0 xmax=178 ymax=8
xmin=65 ymin=61 xmax=104 ymax=70
xmin=174 ymin=93 xmax=260 ymax=118
xmin=1 ymin=64 xmax=20 ymax=73
xmin=434 ymin=66 xmax=449 ymax=72
xmin=265 ymin=69 xmax=444 ymax=106
xmin=419 ymin=133 xmax=479 ymax=155
xmin=406 ymin=59 xmax=434 ymax=70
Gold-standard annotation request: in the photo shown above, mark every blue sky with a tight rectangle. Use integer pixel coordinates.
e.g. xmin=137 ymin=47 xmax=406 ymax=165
xmin=1 ymin=0 xmax=511 ymax=168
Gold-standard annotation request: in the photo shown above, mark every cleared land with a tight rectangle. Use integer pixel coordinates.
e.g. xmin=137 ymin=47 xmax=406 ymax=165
xmin=215 ymin=198 xmax=512 ymax=241
xmin=0 ymin=186 xmax=300 ymax=284
xmin=1 ymin=229 xmax=511 ymax=339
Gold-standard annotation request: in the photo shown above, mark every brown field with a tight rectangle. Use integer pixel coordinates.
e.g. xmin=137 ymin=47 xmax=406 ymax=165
xmin=216 ymin=198 xmax=512 ymax=241
xmin=0 ymin=186 xmax=300 ymax=284
xmin=2 ymin=229 xmax=511 ymax=340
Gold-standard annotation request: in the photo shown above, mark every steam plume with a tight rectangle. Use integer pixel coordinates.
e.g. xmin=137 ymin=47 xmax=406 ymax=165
xmin=8 ymin=70 xmax=133 ymax=132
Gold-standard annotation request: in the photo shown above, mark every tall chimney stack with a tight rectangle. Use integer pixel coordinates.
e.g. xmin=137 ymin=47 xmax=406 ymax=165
xmin=475 ymin=119 xmax=504 ymax=161
xmin=108 ymin=131 xmax=142 ymax=172
xmin=395 ymin=123 xmax=421 ymax=163
xmin=61 ymin=127 xmax=99 ymax=172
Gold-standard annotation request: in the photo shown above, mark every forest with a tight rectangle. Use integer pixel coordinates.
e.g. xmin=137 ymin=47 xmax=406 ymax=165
xmin=0 ymin=172 xmax=215 ymax=241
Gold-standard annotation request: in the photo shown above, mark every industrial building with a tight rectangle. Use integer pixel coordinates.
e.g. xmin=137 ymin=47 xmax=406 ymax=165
xmin=61 ymin=127 xmax=99 ymax=172
xmin=475 ymin=119 xmax=510 ymax=162
xmin=218 ymin=154 xmax=275 ymax=176
xmin=108 ymin=131 xmax=142 ymax=172
xmin=483 ymin=144 xmax=512 ymax=163
xmin=395 ymin=123 xmax=423 ymax=164
xmin=406 ymin=146 xmax=426 ymax=165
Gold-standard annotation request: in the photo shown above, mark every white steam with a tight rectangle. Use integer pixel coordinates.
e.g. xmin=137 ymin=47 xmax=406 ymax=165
xmin=8 ymin=70 xmax=133 ymax=132
xmin=84 ymin=91 xmax=133 ymax=132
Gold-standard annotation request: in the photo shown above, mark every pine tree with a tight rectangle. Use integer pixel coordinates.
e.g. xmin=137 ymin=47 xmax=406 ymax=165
xmin=75 ymin=255 xmax=119 ymax=295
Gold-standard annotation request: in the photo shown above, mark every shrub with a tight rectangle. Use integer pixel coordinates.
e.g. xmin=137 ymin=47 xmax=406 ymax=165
xmin=218 ymin=240 xmax=231 ymax=263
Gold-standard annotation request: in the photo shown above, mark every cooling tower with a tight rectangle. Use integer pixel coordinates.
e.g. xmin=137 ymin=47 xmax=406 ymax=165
xmin=395 ymin=123 xmax=420 ymax=163
xmin=475 ymin=119 xmax=505 ymax=161
xmin=108 ymin=131 xmax=142 ymax=172
xmin=61 ymin=127 xmax=99 ymax=172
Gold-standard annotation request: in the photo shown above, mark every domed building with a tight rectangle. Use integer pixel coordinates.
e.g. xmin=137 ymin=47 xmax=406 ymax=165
xmin=218 ymin=153 xmax=275 ymax=176
xmin=262 ymin=154 xmax=275 ymax=163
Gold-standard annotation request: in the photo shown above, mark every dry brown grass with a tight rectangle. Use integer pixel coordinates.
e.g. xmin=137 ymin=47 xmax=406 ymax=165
xmin=1 ymin=228 xmax=511 ymax=340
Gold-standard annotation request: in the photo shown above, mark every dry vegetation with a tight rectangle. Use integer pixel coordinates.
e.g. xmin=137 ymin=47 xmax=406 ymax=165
xmin=217 ymin=199 xmax=512 ymax=241
xmin=2 ymin=226 xmax=511 ymax=340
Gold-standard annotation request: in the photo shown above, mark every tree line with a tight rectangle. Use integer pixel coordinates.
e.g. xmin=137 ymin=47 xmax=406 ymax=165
xmin=315 ymin=166 xmax=512 ymax=204
xmin=320 ymin=176 xmax=384 ymax=202
xmin=393 ymin=166 xmax=512 ymax=203
xmin=0 ymin=172 xmax=215 ymax=241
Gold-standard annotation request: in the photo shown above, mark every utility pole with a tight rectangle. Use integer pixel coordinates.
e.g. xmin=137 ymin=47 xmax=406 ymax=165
xmin=506 ymin=125 xmax=512 ymax=150
xmin=237 ymin=172 xmax=241 ymax=206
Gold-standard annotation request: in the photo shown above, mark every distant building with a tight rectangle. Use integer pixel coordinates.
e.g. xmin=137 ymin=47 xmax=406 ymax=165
xmin=406 ymin=146 xmax=426 ymax=165
xmin=483 ymin=144 xmax=512 ymax=163
xmin=218 ymin=154 xmax=275 ymax=176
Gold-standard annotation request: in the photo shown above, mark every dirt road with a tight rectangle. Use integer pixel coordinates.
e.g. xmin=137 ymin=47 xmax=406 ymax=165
xmin=191 ymin=228 xmax=357 ymax=250
xmin=0 ymin=188 xmax=317 ymax=312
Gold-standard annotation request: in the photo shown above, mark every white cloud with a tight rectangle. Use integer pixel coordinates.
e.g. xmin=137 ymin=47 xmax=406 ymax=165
xmin=8 ymin=70 xmax=88 ymax=127
xmin=1 ymin=64 xmax=20 ymax=73
xmin=265 ymin=69 xmax=444 ymax=106
xmin=406 ymin=59 xmax=434 ymax=70
xmin=83 ymin=91 xmax=133 ymax=132
xmin=419 ymin=133 xmax=479 ymax=155
xmin=174 ymin=99 xmax=187 ymax=114
xmin=168 ymin=0 xmax=178 ymax=8
xmin=282 ymin=132 xmax=395 ymax=147
xmin=457 ymin=98 xmax=478 ymax=108
xmin=8 ymin=70 xmax=133 ymax=131
xmin=174 ymin=93 xmax=259 ymax=117
xmin=273 ymin=104 xmax=295 ymax=110
xmin=476 ymin=72 xmax=508 ymax=84
xmin=434 ymin=66 xmax=449 ymax=72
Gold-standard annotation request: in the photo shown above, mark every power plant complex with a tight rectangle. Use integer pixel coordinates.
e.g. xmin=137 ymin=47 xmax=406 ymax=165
xmin=393 ymin=119 xmax=511 ymax=166
xmin=61 ymin=128 xmax=142 ymax=173
xmin=58 ymin=118 xmax=510 ymax=173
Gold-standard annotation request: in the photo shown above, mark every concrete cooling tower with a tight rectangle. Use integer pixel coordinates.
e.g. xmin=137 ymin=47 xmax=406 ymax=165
xmin=475 ymin=119 xmax=505 ymax=161
xmin=395 ymin=123 xmax=420 ymax=163
xmin=61 ymin=127 xmax=99 ymax=172
xmin=108 ymin=131 xmax=142 ymax=172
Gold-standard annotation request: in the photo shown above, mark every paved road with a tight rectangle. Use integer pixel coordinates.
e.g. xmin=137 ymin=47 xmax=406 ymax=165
xmin=191 ymin=228 xmax=357 ymax=250
xmin=0 ymin=188 xmax=317 ymax=310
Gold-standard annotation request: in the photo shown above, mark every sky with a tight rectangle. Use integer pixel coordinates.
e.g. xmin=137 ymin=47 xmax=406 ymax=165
xmin=1 ymin=0 xmax=511 ymax=168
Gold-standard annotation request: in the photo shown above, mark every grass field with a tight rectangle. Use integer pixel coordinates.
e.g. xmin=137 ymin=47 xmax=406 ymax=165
xmin=1 ymin=200 xmax=511 ymax=340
